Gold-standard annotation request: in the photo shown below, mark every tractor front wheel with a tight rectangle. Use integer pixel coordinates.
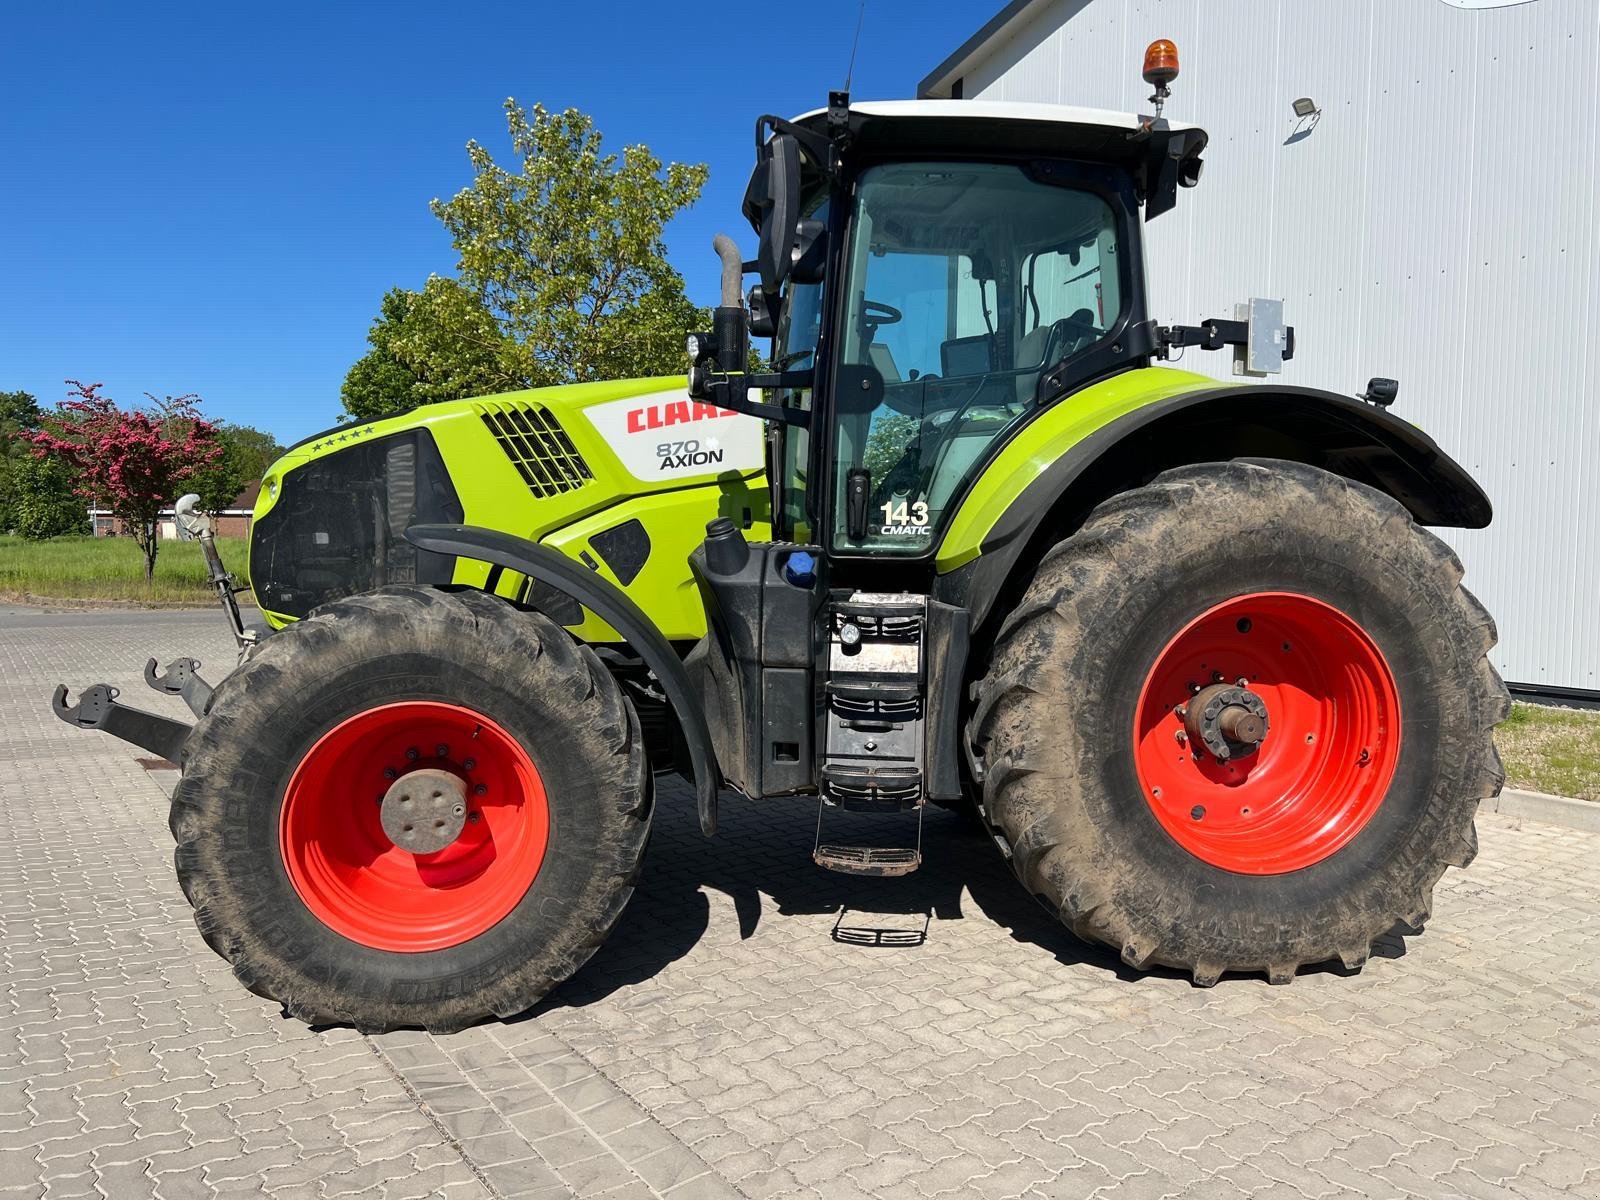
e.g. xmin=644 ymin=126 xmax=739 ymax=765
xmin=169 ymin=585 xmax=649 ymax=1032
xmin=970 ymin=460 xmax=1507 ymax=985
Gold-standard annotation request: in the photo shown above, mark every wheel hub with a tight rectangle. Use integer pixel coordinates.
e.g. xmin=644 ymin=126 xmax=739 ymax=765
xmin=379 ymin=767 xmax=468 ymax=854
xmin=1183 ymin=683 xmax=1269 ymax=760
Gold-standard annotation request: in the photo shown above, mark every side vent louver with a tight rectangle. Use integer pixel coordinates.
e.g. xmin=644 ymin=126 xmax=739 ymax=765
xmin=479 ymin=404 xmax=592 ymax=498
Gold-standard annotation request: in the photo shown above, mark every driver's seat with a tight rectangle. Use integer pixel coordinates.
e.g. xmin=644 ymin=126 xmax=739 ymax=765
xmin=1016 ymin=309 xmax=1099 ymax=404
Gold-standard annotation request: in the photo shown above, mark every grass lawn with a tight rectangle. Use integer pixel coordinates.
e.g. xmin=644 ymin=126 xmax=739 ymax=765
xmin=0 ymin=533 xmax=251 ymax=604
xmin=1497 ymin=702 xmax=1600 ymax=802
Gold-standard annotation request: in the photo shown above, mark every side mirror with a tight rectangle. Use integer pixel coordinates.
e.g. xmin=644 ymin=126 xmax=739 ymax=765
xmin=743 ymin=133 xmax=801 ymax=295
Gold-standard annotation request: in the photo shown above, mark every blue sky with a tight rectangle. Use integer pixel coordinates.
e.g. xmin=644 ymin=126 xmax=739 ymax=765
xmin=0 ymin=2 xmax=986 ymax=443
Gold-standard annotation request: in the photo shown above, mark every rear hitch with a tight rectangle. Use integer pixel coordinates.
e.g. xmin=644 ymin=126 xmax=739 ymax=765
xmin=52 ymin=683 xmax=193 ymax=764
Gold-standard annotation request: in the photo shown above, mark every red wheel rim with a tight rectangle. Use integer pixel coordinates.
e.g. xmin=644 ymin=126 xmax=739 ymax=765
xmin=1133 ymin=592 xmax=1401 ymax=875
xmin=280 ymin=701 xmax=549 ymax=951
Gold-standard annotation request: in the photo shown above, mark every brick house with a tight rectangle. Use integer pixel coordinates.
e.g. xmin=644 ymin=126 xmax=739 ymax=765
xmin=89 ymin=480 xmax=262 ymax=540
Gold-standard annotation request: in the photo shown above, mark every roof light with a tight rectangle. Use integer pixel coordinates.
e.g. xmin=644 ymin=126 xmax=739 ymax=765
xmin=1142 ymin=39 xmax=1180 ymax=88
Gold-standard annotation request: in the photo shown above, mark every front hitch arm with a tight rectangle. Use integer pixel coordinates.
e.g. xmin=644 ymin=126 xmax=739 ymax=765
xmin=52 ymin=684 xmax=193 ymax=764
xmin=144 ymin=657 xmax=214 ymax=719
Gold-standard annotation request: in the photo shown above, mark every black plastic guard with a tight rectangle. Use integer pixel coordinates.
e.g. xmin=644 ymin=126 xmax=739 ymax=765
xmin=405 ymin=524 xmax=721 ymax=836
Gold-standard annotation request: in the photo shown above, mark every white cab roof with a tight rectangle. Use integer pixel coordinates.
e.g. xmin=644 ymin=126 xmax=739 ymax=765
xmin=794 ymin=99 xmax=1200 ymax=136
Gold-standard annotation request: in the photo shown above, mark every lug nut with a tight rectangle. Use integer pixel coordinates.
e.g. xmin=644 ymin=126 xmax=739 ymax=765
xmin=382 ymin=767 xmax=397 ymax=780
xmin=436 ymin=744 xmax=449 ymax=758
xmin=1174 ymin=729 xmax=1187 ymax=745
xmin=463 ymin=758 xmax=476 ymax=771
xmin=474 ymin=783 xmax=487 ymax=796
xmin=468 ymin=811 xmax=481 ymax=823
xmin=405 ymin=747 xmax=419 ymax=761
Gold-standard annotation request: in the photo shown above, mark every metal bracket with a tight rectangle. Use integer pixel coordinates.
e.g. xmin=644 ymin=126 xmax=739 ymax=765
xmin=1157 ymin=305 xmax=1295 ymax=371
xmin=144 ymin=657 xmax=214 ymax=719
xmin=52 ymin=683 xmax=193 ymax=764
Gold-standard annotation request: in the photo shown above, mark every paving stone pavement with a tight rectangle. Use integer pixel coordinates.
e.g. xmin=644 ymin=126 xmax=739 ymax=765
xmin=2 ymin=603 xmax=1598 ymax=1199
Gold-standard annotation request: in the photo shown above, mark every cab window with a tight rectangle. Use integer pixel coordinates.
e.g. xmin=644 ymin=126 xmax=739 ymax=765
xmin=831 ymin=161 xmax=1123 ymax=554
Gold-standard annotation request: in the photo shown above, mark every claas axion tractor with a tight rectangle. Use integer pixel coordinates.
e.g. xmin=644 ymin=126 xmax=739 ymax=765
xmin=57 ymin=46 xmax=1507 ymax=1032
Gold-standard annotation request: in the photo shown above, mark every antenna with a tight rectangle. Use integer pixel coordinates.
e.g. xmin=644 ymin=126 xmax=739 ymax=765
xmin=843 ymin=0 xmax=867 ymax=92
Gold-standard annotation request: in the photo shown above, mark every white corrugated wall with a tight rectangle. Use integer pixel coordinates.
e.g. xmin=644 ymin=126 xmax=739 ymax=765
xmin=937 ymin=0 xmax=1599 ymax=692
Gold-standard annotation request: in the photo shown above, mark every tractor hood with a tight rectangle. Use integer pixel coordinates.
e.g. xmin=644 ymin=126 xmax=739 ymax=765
xmin=249 ymin=378 xmax=766 ymax=626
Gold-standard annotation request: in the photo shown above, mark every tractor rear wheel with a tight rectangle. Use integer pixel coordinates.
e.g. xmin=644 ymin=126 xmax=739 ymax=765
xmin=970 ymin=459 xmax=1507 ymax=985
xmin=168 ymin=585 xmax=649 ymax=1031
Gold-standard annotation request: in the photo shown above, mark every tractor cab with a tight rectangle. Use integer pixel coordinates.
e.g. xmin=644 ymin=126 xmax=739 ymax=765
xmin=758 ymin=97 xmax=1203 ymax=560
xmin=692 ymin=95 xmax=1209 ymax=573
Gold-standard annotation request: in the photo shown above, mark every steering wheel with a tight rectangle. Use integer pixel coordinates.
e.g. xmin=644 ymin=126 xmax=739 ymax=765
xmin=862 ymin=299 xmax=903 ymax=329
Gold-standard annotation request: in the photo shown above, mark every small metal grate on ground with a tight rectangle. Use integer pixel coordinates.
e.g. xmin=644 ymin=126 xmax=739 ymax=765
xmin=479 ymin=402 xmax=592 ymax=498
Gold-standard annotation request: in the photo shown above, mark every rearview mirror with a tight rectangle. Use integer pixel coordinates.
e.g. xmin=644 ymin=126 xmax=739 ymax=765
xmin=744 ymin=133 xmax=801 ymax=295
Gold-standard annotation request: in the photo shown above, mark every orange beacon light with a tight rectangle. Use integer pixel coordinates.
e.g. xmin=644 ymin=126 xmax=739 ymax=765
xmin=1142 ymin=39 xmax=1180 ymax=117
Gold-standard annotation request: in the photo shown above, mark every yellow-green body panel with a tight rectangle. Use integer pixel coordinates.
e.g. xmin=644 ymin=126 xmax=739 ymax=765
xmin=254 ymin=366 xmax=1221 ymax=636
xmin=253 ymin=376 xmax=768 ymax=639
xmin=935 ymin=366 xmax=1216 ymax=571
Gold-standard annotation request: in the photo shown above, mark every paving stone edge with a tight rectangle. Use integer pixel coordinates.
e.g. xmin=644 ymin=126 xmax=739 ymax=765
xmin=1481 ymin=786 xmax=1600 ymax=833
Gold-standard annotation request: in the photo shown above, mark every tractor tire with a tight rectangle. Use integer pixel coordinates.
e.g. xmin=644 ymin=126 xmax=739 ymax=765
xmin=168 ymin=585 xmax=649 ymax=1032
xmin=969 ymin=459 xmax=1507 ymax=985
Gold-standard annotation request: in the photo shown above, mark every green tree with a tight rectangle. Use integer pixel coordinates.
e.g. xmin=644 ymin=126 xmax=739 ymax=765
xmin=11 ymin=454 xmax=88 ymax=539
xmin=1 ymin=391 xmax=38 ymax=531
xmin=340 ymin=283 xmax=513 ymax=422
xmin=0 ymin=390 xmax=82 ymax=535
xmin=340 ymin=99 xmax=709 ymax=421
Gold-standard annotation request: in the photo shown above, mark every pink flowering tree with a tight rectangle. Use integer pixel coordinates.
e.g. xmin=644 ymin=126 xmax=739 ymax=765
xmin=25 ymin=381 xmax=223 ymax=582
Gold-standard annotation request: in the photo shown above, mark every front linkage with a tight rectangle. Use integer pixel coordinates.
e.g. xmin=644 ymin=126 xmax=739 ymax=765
xmin=54 ymin=494 xmax=257 ymax=765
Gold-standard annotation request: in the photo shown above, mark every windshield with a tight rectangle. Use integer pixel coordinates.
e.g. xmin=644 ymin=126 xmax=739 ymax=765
xmin=830 ymin=161 xmax=1123 ymax=553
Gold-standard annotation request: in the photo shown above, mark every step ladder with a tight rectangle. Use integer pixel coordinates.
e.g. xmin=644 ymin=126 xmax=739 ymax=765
xmin=812 ymin=796 xmax=924 ymax=877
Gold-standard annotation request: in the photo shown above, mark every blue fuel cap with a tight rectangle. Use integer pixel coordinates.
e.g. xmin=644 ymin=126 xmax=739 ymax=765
xmin=782 ymin=550 xmax=817 ymax=588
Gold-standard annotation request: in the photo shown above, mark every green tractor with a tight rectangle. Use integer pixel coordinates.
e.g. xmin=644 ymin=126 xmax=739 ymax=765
xmin=56 ymin=63 xmax=1507 ymax=1032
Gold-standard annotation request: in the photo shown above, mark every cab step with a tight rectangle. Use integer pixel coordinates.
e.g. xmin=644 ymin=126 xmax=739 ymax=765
xmin=813 ymin=844 xmax=922 ymax=877
xmin=812 ymin=792 xmax=925 ymax=876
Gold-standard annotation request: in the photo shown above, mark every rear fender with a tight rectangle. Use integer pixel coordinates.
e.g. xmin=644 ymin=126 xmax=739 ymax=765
xmin=936 ymin=384 xmax=1492 ymax=634
xmin=405 ymin=524 xmax=720 ymax=836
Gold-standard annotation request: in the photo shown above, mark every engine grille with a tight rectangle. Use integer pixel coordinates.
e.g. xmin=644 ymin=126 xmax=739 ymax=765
xmin=479 ymin=403 xmax=592 ymax=498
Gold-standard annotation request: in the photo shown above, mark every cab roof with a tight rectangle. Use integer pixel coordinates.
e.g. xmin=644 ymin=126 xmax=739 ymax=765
xmin=792 ymin=99 xmax=1207 ymax=168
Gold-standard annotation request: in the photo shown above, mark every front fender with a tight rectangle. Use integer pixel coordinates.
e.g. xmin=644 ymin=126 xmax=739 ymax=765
xmin=406 ymin=524 xmax=720 ymax=836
